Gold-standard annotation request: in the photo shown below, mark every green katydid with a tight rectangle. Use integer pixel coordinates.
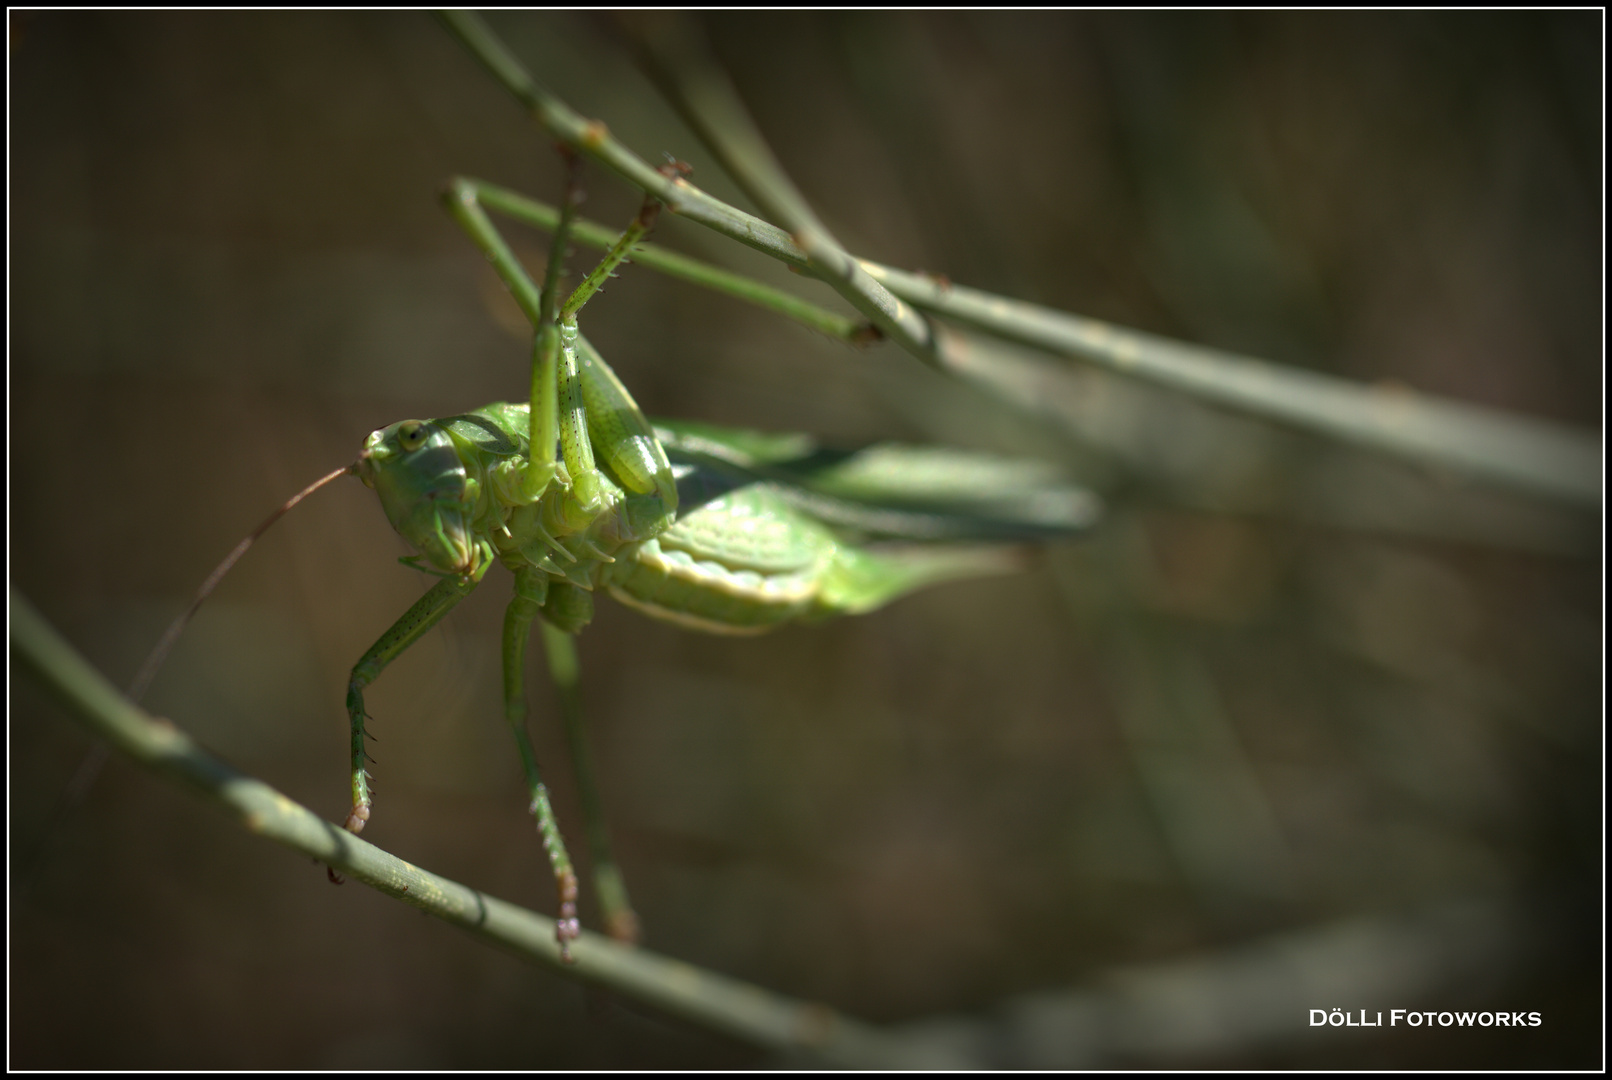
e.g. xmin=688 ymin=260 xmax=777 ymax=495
xmin=141 ymin=155 xmax=1099 ymax=964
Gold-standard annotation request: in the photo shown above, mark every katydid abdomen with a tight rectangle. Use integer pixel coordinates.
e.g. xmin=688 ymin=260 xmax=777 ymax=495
xmin=362 ymin=399 xmax=1069 ymax=638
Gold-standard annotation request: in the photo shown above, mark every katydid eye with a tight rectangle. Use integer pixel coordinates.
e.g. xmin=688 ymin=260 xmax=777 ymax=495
xmin=398 ymin=422 xmax=429 ymax=451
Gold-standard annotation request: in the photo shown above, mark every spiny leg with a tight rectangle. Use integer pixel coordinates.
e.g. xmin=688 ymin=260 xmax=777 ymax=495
xmin=346 ymin=573 xmax=483 ymax=836
xmin=442 ymin=166 xmax=683 ymax=949
xmin=503 ymin=567 xmax=582 ymax=962
xmin=534 ymin=188 xmax=673 ymax=945
xmin=539 ymin=619 xmax=640 ymax=944
xmin=540 ymin=159 xmax=666 ymax=516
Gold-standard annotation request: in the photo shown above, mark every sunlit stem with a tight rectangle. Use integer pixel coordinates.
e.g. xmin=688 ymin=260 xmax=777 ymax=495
xmin=441 ymin=181 xmax=541 ymax=325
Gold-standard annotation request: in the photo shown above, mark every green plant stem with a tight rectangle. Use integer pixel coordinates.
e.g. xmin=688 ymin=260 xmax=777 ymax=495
xmin=7 ymin=587 xmax=933 ymax=1068
xmin=859 ymin=262 xmax=1601 ymax=508
xmin=437 ymin=11 xmax=810 ymax=272
xmin=467 ymin=180 xmax=865 ymax=342
xmin=616 ymin=13 xmax=945 ymax=367
xmin=439 ymin=11 xmax=1598 ymax=509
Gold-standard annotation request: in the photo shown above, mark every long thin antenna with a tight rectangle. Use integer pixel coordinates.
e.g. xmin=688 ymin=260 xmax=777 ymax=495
xmin=18 ymin=462 xmax=357 ymax=903
xmin=127 ymin=462 xmax=355 ymax=704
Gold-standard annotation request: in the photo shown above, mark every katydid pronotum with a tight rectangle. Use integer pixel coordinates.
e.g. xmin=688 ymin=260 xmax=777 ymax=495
xmin=130 ymin=152 xmax=1100 ymax=962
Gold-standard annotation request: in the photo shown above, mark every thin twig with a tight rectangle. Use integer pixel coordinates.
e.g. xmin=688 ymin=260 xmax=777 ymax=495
xmin=463 ymin=179 xmax=867 ymax=343
xmin=8 ymin=588 xmax=946 ymax=1068
xmin=861 ymin=262 xmax=1601 ymax=508
xmin=437 ymin=11 xmax=811 ymax=270
xmin=437 ymin=10 xmax=1600 ymax=509
xmin=616 ymin=13 xmax=945 ymax=366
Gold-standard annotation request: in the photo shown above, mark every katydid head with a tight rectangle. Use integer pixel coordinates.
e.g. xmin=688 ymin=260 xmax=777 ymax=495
xmin=358 ymin=419 xmax=486 ymax=579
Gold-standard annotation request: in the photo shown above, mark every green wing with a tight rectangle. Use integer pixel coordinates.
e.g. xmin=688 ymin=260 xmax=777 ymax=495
xmin=653 ymin=419 xmax=1101 ymax=543
xmin=597 ymin=420 xmax=1103 ymax=629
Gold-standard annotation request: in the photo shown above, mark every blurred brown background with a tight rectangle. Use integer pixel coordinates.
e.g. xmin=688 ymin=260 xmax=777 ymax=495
xmin=10 ymin=11 xmax=1600 ymax=1068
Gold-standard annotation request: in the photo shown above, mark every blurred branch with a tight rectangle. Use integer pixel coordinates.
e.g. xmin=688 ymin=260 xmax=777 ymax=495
xmin=930 ymin=328 xmax=1595 ymax=555
xmin=6 ymin=588 xmax=935 ymax=1069
xmin=863 ymin=263 xmax=1601 ymax=509
xmin=12 ymin=589 xmax=1547 ymax=1068
xmin=436 ymin=10 xmax=811 ymax=271
xmin=614 ymin=12 xmax=949 ymax=370
xmin=888 ymin=895 xmax=1533 ymax=1067
xmin=454 ymin=165 xmax=1591 ymax=549
xmin=439 ymin=10 xmax=1598 ymax=512
xmin=448 ymin=138 xmax=1598 ymax=536
xmin=457 ymin=179 xmax=866 ymax=343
